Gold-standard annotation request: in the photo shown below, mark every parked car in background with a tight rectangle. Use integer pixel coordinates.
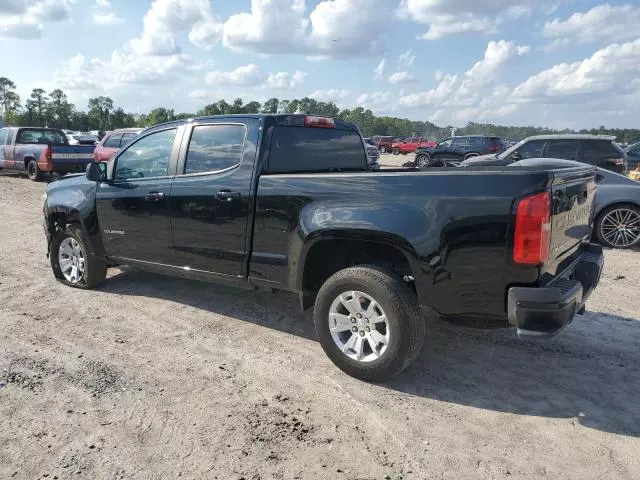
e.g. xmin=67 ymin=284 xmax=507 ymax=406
xmin=371 ymin=135 xmax=395 ymax=153
xmin=94 ymin=128 xmax=143 ymax=162
xmin=68 ymin=133 xmax=100 ymax=146
xmin=460 ymin=135 xmax=626 ymax=173
xmin=42 ymin=113 xmax=603 ymax=381
xmin=414 ymin=135 xmax=505 ymax=167
xmin=624 ymin=142 xmax=640 ymax=172
xmin=391 ymin=137 xmax=437 ymax=155
xmin=0 ymin=126 xmax=96 ymax=180
xmin=510 ymin=158 xmax=640 ymax=249
xmin=363 ymin=138 xmax=380 ymax=170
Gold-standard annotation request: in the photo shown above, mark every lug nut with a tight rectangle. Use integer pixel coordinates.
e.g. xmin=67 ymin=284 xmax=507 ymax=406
xmin=366 ymin=327 xmax=370 ymax=332
xmin=351 ymin=317 xmax=356 ymax=323
xmin=357 ymin=313 xmax=362 ymax=319
xmin=364 ymin=318 xmax=369 ymax=323
xmin=352 ymin=326 xmax=358 ymax=332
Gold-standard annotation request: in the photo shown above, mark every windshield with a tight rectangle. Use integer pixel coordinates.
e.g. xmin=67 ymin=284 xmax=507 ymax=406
xmin=497 ymin=139 xmax=528 ymax=159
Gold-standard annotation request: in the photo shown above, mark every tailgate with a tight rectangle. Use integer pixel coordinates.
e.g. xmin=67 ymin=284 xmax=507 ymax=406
xmin=548 ymin=167 xmax=597 ymax=262
xmin=51 ymin=145 xmax=95 ymax=164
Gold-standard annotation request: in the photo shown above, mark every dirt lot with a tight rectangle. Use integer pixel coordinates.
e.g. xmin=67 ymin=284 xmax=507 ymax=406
xmin=1 ymin=173 xmax=639 ymax=480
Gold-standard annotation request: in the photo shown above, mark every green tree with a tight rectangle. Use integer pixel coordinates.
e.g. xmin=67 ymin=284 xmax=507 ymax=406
xmin=47 ymin=89 xmax=74 ymax=128
xmin=0 ymin=77 xmax=20 ymax=122
xmin=229 ymin=98 xmax=245 ymax=114
xmin=244 ymin=101 xmax=262 ymax=113
xmin=262 ymin=98 xmax=279 ymax=113
xmin=88 ymin=96 xmax=114 ymax=130
xmin=146 ymin=107 xmax=175 ymax=125
xmin=29 ymin=88 xmax=48 ymax=126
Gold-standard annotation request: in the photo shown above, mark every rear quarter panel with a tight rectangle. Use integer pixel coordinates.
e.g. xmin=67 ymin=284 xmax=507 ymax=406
xmin=253 ymin=170 xmax=553 ymax=318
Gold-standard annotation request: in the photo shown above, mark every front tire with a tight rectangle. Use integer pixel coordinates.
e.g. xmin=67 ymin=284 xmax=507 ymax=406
xmin=392 ymin=148 xmax=400 ymax=155
xmin=50 ymin=224 xmax=107 ymax=289
xmin=595 ymin=204 xmax=640 ymax=249
xmin=416 ymin=154 xmax=431 ymax=168
xmin=27 ymin=160 xmax=42 ymax=181
xmin=314 ymin=266 xmax=425 ymax=382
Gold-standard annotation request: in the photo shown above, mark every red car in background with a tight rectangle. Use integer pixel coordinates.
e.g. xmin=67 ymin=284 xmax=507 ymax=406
xmin=391 ymin=137 xmax=437 ymax=155
xmin=371 ymin=135 xmax=395 ymax=153
xmin=94 ymin=128 xmax=143 ymax=162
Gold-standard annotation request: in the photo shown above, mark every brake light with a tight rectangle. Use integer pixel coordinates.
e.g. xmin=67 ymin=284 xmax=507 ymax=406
xmin=304 ymin=115 xmax=335 ymax=128
xmin=513 ymin=191 xmax=551 ymax=265
xmin=612 ymin=158 xmax=624 ymax=165
xmin=488 ymin=145 xmax=499 ymax=153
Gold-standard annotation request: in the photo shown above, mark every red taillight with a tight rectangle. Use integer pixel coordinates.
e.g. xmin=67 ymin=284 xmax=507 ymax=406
xmin=513 ymin=191 xmax=551 ymax=265
xmin=304 ymin=115 xmax=335 ymax=128
xmin=40 ymin=145 xmax=52 ymax=162
xmin=612 ymin=158 xmax=624 ymax=165
xmin=488 ymin=145 xmax=499 ymax=153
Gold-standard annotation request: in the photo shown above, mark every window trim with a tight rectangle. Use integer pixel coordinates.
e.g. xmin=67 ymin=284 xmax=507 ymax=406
xmin=177 ymin=122 xmax=249 ymax=178
xmin=543 ymin=139 xmax=578 ymax=158
xmin=119 ymin=133 xmax=138 ymax=148
xmin=111 ymin=126 xmax=181 ymax=183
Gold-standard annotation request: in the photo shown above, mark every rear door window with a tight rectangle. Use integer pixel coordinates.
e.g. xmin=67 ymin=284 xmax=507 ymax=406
xmin=545 ymin=140 xmax=578 ymax=159
xmin=452 ymin=137 xmax=471 ymax=148
xmin=580 ymin=140 xmax=621 ymax=166
xmin=0 ymin=129 xmax=7 ymax=145
xmin=267 ymin=127 xmax=367 ymax=173
xmin=103 ymin=134 xmax=122 ymax=148
xmin=184 ymin=124 xmax=246 ymax=174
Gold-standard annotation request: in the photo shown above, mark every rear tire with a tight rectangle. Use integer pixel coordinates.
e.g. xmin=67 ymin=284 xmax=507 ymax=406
xmin=392 ymin=148 xmax=400 ymax=155
xmin=314 ymin=265 xmax=425 ymax=382
xmin=50 ymin=224 xmax=107 ymax=289
xmin=27 ymin=160 xmax=42 ymax=181
xmin=595 ymin=204 xmax=640 ymax=249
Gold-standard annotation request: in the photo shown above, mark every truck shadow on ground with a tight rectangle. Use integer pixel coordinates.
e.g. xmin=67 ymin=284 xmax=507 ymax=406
xmin=101 ymin=267 xmax=640 ymax=438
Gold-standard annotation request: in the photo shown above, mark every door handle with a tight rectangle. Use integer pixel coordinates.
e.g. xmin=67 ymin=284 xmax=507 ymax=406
xmin=216 ymin=190 xmax=241 ymax=202
xmin=144 ymin=191 xmax=165 ymax=202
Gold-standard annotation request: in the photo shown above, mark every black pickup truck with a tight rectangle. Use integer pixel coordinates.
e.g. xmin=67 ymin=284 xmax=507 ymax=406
xmin=42 ymin=114 xmax=604 ymax=381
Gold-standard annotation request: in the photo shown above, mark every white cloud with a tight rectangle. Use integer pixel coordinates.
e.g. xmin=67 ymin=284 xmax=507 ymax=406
xmin=542 ymin=4 xmax=640 ymax=48
xmin=223 ymin=0 xmax=393 ymax=57
xmin=374 ymin=59 xmax=386 ymax=79
xmin=356 ymin=91 xmax=391 ymax=110
xmin=309 ymin=89 xmax=351 ymax=102
xmin=205 ymin=64 xmax=307 ymax=90
xmin=205 ymin=64 xmax=264 ymax=87
xmin=0 ymin=0 xmax=73 ymax=38
xmin=513 ymin=38 xmax=640 ymax=100
xmin=398 ymin=0 xmax=544 ymax=40
xmin=388 ymin=71 xmax=414 ymax=84
xmin=398 ymin=49 xmax=416 ymax=68
xmin=130 ymin=0 xmax=222 ymax=56
xmin=265 ymin=70 xmax=307 ymax=90
xmin=53 ymin=51 xmax=196 ymax=92
xmin=92 ymin=0 xmax=125 ymax=25
xmin=398 ymin=40 xmax=530 ymax=123
xmin=188 ymin=89 xmax=210 ymax=100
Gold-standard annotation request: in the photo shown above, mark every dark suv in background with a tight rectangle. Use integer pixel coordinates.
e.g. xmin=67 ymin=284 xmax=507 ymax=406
xmin=414 ymin=135 xmax=505 ymax=167
xmin=460 ymin=134 xmax=626 ymax=173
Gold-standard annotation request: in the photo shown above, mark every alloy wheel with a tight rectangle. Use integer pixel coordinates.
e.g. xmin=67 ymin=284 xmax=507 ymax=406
xmin=328 ymin=291 xmax=390 ymax=362
xmin=58 ymin=237 xmax=86 ymax=283
xmin=600 ymin=208 xmax=640 ymax=248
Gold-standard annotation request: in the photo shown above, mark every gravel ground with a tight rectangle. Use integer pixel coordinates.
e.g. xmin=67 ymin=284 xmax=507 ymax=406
xmin=1 ymin=172 xmax=639 ymax=480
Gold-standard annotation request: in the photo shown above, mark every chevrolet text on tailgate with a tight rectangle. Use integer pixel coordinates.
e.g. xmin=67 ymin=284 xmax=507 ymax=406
xmin=42 ymin=114 xmax=605 ymax=382
xmin=0 ymin=126 xmax=95 ymax=181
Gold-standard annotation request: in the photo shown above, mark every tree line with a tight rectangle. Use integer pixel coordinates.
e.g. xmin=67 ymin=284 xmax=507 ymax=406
xmin=1 ymin=76 xmax=640 ymax=144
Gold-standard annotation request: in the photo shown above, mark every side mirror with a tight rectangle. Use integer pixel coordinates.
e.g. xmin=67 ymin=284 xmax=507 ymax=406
xmin=86 ymin=162 xmax=107 ymax=182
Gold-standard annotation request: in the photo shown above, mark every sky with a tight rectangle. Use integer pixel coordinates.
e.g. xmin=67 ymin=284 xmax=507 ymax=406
xmin=1 ymin=0 xmax=640 ymax=129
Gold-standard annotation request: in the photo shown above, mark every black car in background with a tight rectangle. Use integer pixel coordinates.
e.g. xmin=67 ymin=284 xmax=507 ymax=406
xmin=461 ymin=134 xmax=626 ymax=173
xmin=414 ymin=135 xmax=505 ymax=167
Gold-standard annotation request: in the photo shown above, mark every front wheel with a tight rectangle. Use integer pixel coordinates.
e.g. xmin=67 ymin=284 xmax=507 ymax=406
xmin=595 ymin=204 xmax=640 ymax=249
xmin=314 ymin=266 xmax=425 ymax=382
xmin=50 ymin=224 xmax=107 ymax=289
xmin=416 ymin=154 xmax=431 ymax=168
xmin=392 ymin=148 xmax=400 ymax=155
xmin=27 ymin=160 xmax=42 ymax=181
